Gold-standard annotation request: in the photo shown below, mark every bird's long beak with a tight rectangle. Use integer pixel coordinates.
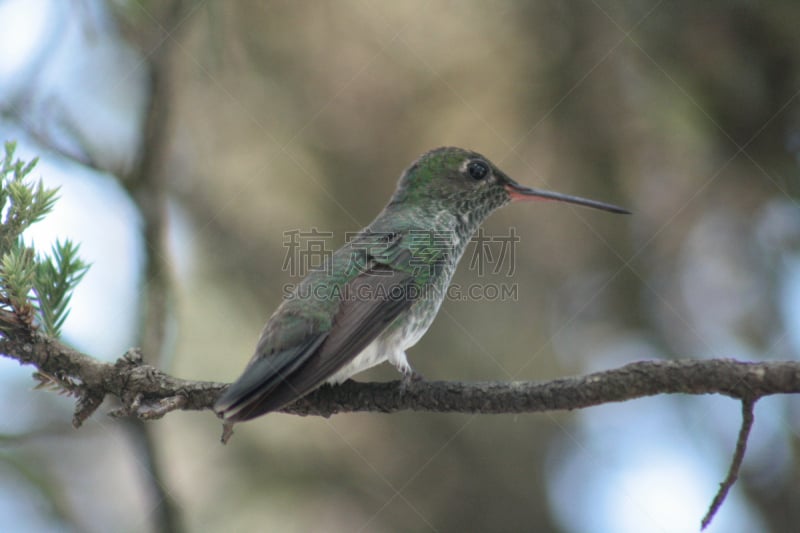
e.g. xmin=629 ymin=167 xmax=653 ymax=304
xmin=503 ymin=181 xmax=630 ymax=214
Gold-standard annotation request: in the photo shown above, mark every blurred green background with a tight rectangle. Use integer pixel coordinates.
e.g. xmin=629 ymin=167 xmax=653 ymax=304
xmin=1 ymin=1 xmax=799 ymax=532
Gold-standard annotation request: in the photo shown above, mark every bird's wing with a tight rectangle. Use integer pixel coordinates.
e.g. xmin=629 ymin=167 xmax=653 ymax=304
xmin=213 ymin=325 xmax=329 ymax=416
xmin=215 ymin=247 xmax=419 ymax=422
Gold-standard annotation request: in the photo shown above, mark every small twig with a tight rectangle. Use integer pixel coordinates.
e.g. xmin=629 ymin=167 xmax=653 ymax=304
xmin=73 ymin=391 xmax=104 ymax=428
xmin=701 ymin=397 xmax=757 ymax=530
xmin=138 ymin=395 xmax=187 ymax=420
xmin=220 ymin=421 xmax=235 ymax=445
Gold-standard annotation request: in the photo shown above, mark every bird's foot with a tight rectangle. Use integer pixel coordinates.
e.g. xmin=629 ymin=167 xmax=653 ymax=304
xmin=400 ymin=368 xmax=425 ymax=394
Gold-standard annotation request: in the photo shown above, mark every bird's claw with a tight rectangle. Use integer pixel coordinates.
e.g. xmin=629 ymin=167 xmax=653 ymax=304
xmin=400 ymin=369 xmax=425 ymax=393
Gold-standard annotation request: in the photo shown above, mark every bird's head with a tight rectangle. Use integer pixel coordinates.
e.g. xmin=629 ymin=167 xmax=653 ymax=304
xmin=389 ymin=147 xmax=629 ymax=224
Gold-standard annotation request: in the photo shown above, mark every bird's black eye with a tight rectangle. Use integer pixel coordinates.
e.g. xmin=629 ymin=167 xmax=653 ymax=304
xmin=467 ymin=160 xmax=490 ymax=180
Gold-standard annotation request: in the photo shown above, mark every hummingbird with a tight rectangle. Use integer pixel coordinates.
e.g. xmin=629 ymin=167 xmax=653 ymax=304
xmin=214 ymin=147 xmax=628 ymax=434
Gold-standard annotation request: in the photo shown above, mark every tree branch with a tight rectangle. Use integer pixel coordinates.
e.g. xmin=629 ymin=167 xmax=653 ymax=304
xmin=2 ymin=327 xmax=797 ymax=421
xmin=701 ymin=397 xmax=757 ymax=529
xmin=4 ymin=326 xmax=795 ymax=528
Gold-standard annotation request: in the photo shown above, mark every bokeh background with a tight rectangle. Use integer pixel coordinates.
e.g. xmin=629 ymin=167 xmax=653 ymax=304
xmin=1 ymin=1 xmax=800 ymax=532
